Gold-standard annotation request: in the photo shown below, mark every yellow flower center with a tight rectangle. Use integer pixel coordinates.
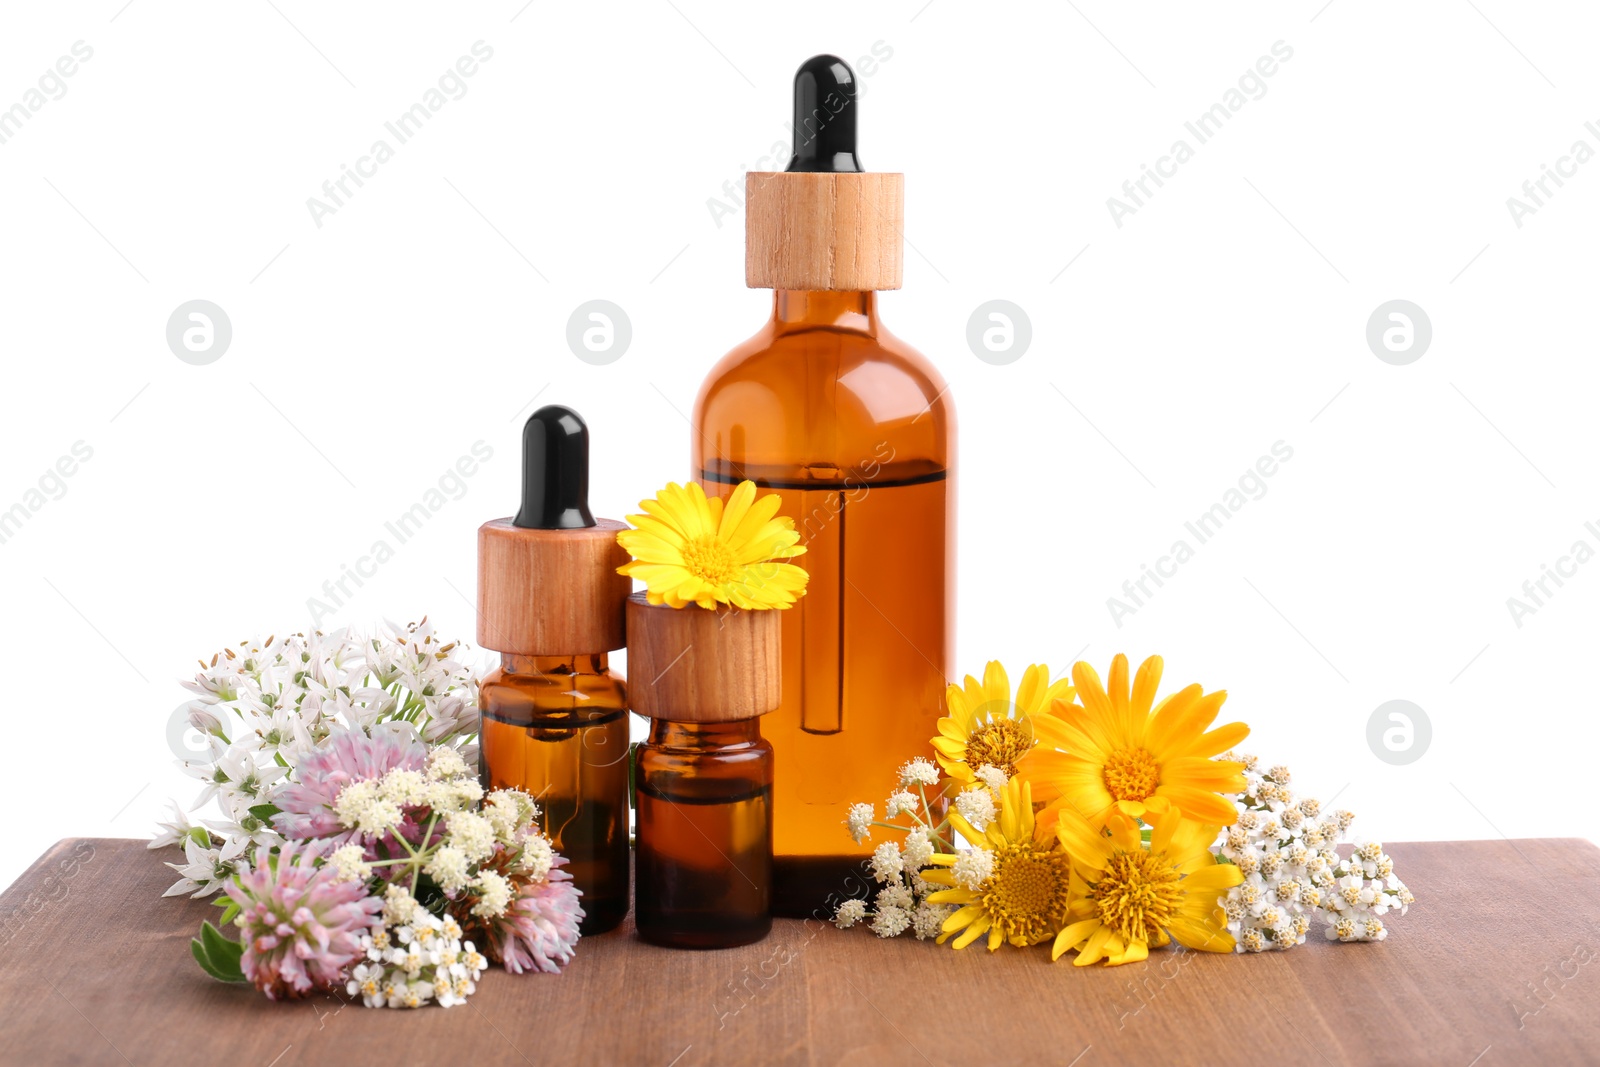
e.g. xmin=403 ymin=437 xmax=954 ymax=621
xmin=680 ymin=535 xmax=736 ymax=585
xmin=1102 ymin=747 xmax=1160 ymax=802
xmin=980 ymin=842 xmax=1071 ymax=946
xmin=966 ymin=718 xmax=1032 ymax=777
xmin=1090 ymin=849 xmax=1184 ymax=946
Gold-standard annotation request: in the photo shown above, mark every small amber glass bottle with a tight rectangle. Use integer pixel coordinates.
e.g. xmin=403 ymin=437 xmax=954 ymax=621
xmin=477 ymin=406 xmax=633 ymax=935
xmin=479 ymin=653 xmax=630 ymax=933
xmin=636 ymin=719 xmax=773 ymax=948
xmin=626 ymin=592 xmax=781 ymax=950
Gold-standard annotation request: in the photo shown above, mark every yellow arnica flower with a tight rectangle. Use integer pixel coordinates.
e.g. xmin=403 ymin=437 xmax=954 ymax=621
xmin=1026 ymin=654 xmax=1248 ymax=833
xmin=616 ymin=480 xmax=808 ymax=610
xmin=930 ymin=662 xmax=1074 ymax=784
xmin=1052 ymin=807 xmax=1243 ymax=965
xmin=922 ymin=778 xmax=1072 ymax=950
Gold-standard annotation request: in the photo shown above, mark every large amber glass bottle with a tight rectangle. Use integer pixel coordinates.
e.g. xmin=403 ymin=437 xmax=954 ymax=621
xmin=692 ymin=289 xmax=954 ymax=916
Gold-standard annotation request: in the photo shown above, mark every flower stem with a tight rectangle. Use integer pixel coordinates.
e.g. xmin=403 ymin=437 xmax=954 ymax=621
xmin=412 ymin=812 xmax=441 ymax=895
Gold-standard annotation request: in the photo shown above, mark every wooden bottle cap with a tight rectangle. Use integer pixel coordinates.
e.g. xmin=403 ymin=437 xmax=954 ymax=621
xmin=625 ymin=593 xmax=781 ymax=722
xmin=744 ymin=171 xmax=904 ymax=291
xmin=476 ymin=518 xmax=631 ymax=655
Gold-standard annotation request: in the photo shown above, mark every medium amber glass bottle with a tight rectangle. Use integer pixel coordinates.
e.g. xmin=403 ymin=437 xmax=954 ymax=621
xmin=635 ymin=719 xmax=773 ymax=948
xmin=479 ymin=654 xmax=630 ymax=933
xmin=477 ymin=406 xmax=633 ymax=934
xmin=692 ymin=57 xmax=954 ymax=917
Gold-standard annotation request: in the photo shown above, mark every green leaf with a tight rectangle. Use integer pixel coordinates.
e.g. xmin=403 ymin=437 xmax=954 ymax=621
xmin=190 ymin=939 xmax=230 ymax=981
xmin=211 ymin=897 xmax=241 ymax=927
xmin=248 ymin=803 xmax=281 ymax=821
xmin=191 ymin=920 xmax=246 ymax=983
xmin=190 ymin=938 xmax=246 ymax=983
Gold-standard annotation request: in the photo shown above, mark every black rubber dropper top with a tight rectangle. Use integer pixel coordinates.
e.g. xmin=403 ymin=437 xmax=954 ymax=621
xmin=514 ymin=405 xmax=595 ymax=530
xmin=786 ymin=54 xmax=863 ymax=173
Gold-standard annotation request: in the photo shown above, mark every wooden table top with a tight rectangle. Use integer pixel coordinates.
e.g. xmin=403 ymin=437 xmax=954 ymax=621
xmin=2 ymin=837 xmax=1596 ymax=1066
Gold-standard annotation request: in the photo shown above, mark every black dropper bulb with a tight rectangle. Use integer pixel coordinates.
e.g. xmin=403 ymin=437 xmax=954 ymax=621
xmin=514 ymin=405 xmax=595 ymax=530
xmin=786 ymin=54 xmax=863 ymax=173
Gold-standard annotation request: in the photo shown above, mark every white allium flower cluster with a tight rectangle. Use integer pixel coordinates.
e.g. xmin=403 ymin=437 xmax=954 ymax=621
xmin=347 ymin=904 xmax=488 ymax=1009
xmin=156 ymin=620 xmax=481 ymax=887
xmin=833 ymin=761 xmax=1016 ymax=941
xmin=1216 ymin=755 xmax=1413 ymax=952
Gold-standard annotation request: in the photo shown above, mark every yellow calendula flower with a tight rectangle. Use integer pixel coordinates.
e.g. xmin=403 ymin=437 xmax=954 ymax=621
xmin=1051 ymin=807 xmax=1243 ymax=966
xmin=1025 ymin=654 xmax=1248 ymax=833
xmin=616 ymin=480 xmax=808 ymax=610
xmin=921 ymin=778 xmax=1072 ymax=950
xmin=930 ymin=662 xmax=1074 ymax=785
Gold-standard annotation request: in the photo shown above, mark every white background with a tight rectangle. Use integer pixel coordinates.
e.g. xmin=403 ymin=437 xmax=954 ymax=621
xmin=1 ymin=0 xmax=1594 ymax=891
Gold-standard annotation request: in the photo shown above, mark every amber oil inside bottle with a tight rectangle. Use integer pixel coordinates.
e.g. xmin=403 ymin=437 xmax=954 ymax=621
xmin=479 ymin=653 xmax=631 ymax=934
xmin=635 ymin=719 xmax=773 ymax=949
xmin=693 ymin=290 xmax=954 ymax=917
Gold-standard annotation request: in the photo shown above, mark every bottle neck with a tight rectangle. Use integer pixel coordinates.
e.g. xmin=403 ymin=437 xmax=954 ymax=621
xmin=646 ymin=718 xmax=763 ymax=750
xmin=772 ymin=290 xmax=878 ymax=334
xmin=500 ymin=653 xmax=609 ymax=676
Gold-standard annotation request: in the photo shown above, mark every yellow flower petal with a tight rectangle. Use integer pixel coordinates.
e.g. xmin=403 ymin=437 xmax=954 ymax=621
xmin=1024 ymin=654 xmax=1251 ymax=832
xmin=615 ymin=480 xmax=809 ymax=610
xmin=952 ymin=915 xmax=992 ymax=949
xmin=1130 ymin=654 xmax=1163 ymax=718
xmin=1075 ymin=925 xmax=1114 ymax=966
xmin=1052 ymin=918 xmax=1099 ymax=960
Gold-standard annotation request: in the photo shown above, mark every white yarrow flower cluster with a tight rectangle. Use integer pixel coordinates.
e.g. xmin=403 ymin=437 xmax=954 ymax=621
xmin=833 ymin=760 xmax=1016 ymax=941
xmin=156 ymin=621 xmax=482 ymax=893
xmin=838 ymin=820 xmax=948 ymax=941
xmin=885 ymin=790 xmax=920 ymax=819
xmin=953 ymin=785 xmax=997 ymax=832
xmin=833 ymin=899 xmax=868 ymax=928
xmin=1216 ymin=755 xmax=1413 ymax=952
xmin=347 ymin=904 xmax=488 ymax=1009
xmin=1322 ymin=838 xmax=1412 ymax=943
xmin=951 ymin=847 xmax=994 ymax=891
xmin=845 ymin=802 xmax=875 ymax=845
xmin=972 ymin=764 xmax=1008 ymax=794
xmin=899 ymin=757 xmax=940 ymax=787
xmin=328 ymin=843 xmax=369 ymax=882
xmin=395 ymin=774 xmax=539 ymax=923
xmin=518 ymin=833 xmax=554 ymax=881
xmin=325 ymin=755 xmax=506 ymax=902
